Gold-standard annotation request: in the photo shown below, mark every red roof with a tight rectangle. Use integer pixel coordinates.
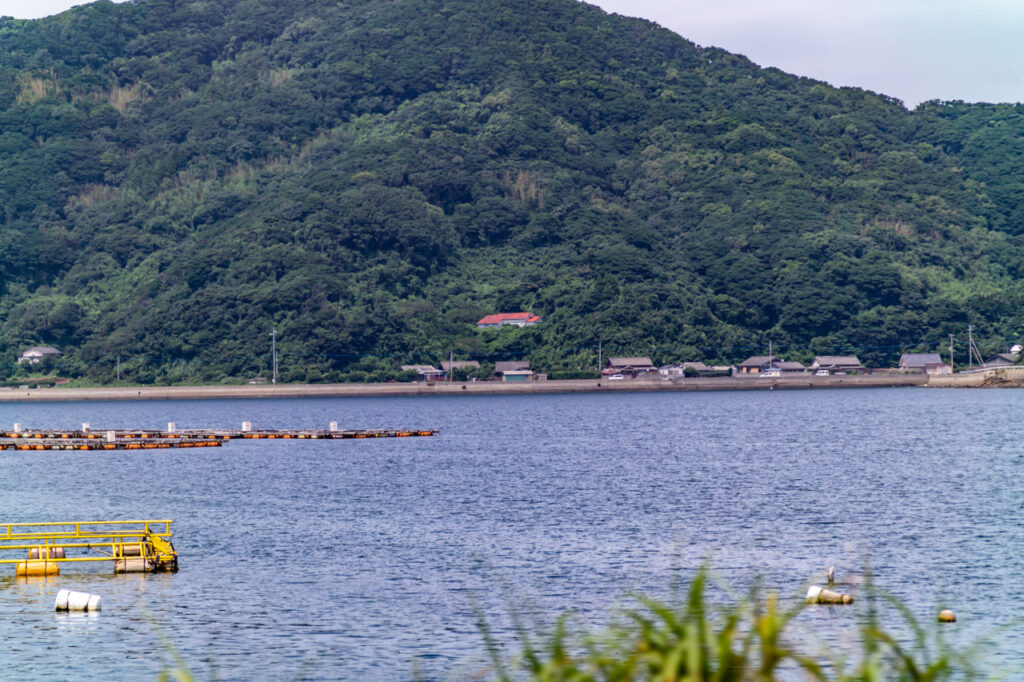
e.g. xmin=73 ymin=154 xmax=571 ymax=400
xmin=477 ymin=312 xmax=536 ymax=325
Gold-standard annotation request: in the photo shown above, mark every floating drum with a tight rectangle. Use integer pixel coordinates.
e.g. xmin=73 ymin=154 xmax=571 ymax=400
xmin=28 ymin=547 xmax=65 ymax=559
xmin=119 ymin=544 xmax=142 ymax=557
xmin=55 ymin=589 xmax=101 ymax=612
xmin=16 ymin=560 xmax=59 ymax=577
xmin=114 ymin=558 xmax=154 ymax=573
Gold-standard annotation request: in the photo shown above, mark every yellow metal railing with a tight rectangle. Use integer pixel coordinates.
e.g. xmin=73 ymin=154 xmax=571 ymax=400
xmin=0 ymin=520 xmax=175 ymax=567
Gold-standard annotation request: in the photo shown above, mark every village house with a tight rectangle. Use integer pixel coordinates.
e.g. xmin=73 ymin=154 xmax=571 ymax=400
xmin=736 ymin=356 xmax=805 ymax=376
xmin=476 ymin=312 xmax=541 ymax=328
xmin=982 ymin=345 xmax=1020 ymax=368
xmin=810 ymin=355 xmax=866 ymax=375
xmin=898 ymin=353 xmax=950 ymax=374
xmin=441 ymin=360 xmax=481 ymax=373
xmin=736 ymin=356 xmax=772 ymax=374
xmin=441 ymin=360 xmax=481 ymax=380
xmin=658 ymin=361 xmax=714 ymax=378
xmin=681 ymin=361 xmax=716 ymax=376
xmin=658 ymin=364 xmax=684 ymax=377
xmin=773 ymin=361 xmax=807 ymax=375
xmin=983 ymin=353 xmax=1018 ymax=368
xmin=494 ymin=360 xmax=533 ymax=381
xmin=19 ymin=346 xmax=61 ymax=365
xmin=603 ymin=356 xmax=657 ymax=379
xmin=401 ymin=364 xmax=446 ymax=380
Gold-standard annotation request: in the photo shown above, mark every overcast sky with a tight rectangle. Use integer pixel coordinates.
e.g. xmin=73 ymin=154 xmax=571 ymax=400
xmin=5 ymin=0 xmax=1024 ymax=108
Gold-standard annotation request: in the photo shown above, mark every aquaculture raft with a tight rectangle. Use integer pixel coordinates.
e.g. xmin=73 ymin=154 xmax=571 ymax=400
xmin=0 ymin=438 xmax=223 ymax=451
xmin=0 ymin=426 xmax=437 ymax=450
xmin=0 ymin=520 xmax=178 ymax=575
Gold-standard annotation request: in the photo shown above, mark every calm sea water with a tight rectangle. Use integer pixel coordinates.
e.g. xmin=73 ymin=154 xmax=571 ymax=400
xmin=0 ymin=388 xmax=1020 ymax=679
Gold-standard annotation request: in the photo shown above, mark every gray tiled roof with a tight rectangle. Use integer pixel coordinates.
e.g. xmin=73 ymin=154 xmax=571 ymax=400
xmin=607 ymin=356 xmax=655 ymax=368
xmin=812 ymin=355 xmax=863 ymax=367
xmin=495 ymin=360 xmax=530 ymax=373
xmin=899 ymin=353 xmax=943 ymax=367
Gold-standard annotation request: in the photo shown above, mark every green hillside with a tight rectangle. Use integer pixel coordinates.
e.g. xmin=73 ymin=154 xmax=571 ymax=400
xmin=0 ymin=0 xmax=1021 ymax=383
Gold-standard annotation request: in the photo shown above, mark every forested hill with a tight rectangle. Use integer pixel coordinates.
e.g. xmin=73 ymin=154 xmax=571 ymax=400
xmin=0 ymin=0 xmax=1022 ymax=383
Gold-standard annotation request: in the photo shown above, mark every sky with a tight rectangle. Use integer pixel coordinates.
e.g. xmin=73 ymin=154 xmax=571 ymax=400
xmin=5 ymin=0 xmax=1024 ymax=108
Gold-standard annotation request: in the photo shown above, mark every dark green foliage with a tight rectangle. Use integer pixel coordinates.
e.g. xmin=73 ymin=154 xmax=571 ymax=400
xmin=0 ymin=0 xmax=1021 ymax=382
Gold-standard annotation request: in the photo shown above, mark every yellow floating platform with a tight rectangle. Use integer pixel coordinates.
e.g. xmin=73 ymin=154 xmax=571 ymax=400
xmin=0 ymin=520 xmax=178 ymax=574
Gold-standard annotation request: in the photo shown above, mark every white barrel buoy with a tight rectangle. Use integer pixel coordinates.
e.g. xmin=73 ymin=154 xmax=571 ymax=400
xmin=106 ymin=430 xmax=116 ymax=443
xmin=114 ymin=558 xmax=153 ymax=573
xmin=241 ymin=421 xmax=252 ymax=432
xmin=55 ymin=589 xmax=101 ymax=612
xmin=81 ymin=422 xmax=90 ymax=433
xmin=13 ymin=423 xmax=21 ymax=433
xmin=167 ymin=422 xmax=176 ymax=433
xmin=806 ymin=585 xmax=853 ymax=605
xmin=329 ymin=421 xmax=338 ymax=432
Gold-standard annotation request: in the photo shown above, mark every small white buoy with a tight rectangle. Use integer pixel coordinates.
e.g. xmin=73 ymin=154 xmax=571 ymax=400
xmin=12 ymin=423 xmax=21 ymax=434
xmin=55 ymin=589 xmax=101 ymax=612
xmin=938 ymin=609 xmax=956 ymax=623
xmin=241 ymin=421 xmax=252 ymax=432
xmin=329 ymin=421 xmax=338 ymax=432
xmin=167 ymin=422 xmax=176 ymax=433
xmin=806 ymin=585 xmax=853 ymax=605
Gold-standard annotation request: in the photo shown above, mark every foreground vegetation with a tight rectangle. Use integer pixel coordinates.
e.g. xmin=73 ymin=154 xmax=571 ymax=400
xmin=2 ymin=0 xmax=1024 ymax=382
xmin=153 ymin=566 xmax=992 ymax=679
xmin=476 ymin=569 xmax=983 ymax=681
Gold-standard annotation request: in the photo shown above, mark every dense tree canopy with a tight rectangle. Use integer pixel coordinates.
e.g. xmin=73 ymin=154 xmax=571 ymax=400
xmin=0 ymin=0 xmax=1020 ymax=383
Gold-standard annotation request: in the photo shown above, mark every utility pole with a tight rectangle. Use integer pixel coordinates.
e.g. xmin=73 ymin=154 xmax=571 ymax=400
xmin=449 ymin=350 xmax=454 ymax=382
xmin=270 ymin=329 xmax=278 ymax=384
xmin=948 ymin=334 xmax=954 ymax=373
xmin=967 ymin=325 xmax=984 ymax=369
xmin=597 ymin=340 xmax=602 ymax=375
xmin=116 ymin=355 xmax=121 ymax=382
xmin=768 ymin=339 xmax=773 ymax=372
xmin=967 ymin=326 xmax=973 ymax=370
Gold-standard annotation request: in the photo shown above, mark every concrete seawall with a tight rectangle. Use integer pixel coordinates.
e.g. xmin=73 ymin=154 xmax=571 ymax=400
xmin=926 ymin=366 xmax=1024 ymax=388
xmin=0 ymin=374 xmax=928 ymax=402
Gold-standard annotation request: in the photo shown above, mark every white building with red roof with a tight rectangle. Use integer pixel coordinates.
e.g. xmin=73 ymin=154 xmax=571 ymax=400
xmin=476 ymin=312 xmax=541 ymax=328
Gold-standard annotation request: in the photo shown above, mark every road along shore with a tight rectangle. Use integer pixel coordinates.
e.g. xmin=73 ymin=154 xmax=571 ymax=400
xmin=0 ymin=374 xmax=927 ymax=402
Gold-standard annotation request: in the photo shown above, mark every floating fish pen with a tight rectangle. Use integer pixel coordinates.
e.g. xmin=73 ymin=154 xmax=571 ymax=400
xmin=226 ymin=428 xmax=437 ymax=439
xmin=0 ymin=422 xmax=437 ymax=450
xmin=0 ymin=438 xmax=223 ymax=451
xmin=0 ymin=520 xmax=178 ymax=576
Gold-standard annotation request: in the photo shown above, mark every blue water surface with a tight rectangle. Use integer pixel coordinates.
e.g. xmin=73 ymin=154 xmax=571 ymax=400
xmin=0 ymin=388 xmax=1019 ymax=679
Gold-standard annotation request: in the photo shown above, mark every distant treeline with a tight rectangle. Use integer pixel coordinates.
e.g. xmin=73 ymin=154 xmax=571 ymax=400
xmin=0 ymin=0 xmax=1021 ymax=383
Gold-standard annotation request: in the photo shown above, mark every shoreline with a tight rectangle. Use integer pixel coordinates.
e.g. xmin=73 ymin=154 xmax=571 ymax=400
xmin=0 ymin=374 xmax=930 ymax=402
